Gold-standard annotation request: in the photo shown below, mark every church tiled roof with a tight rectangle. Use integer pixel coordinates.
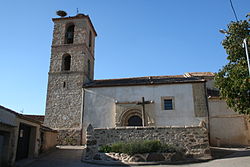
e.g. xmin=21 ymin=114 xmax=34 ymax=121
xmin=83 ymin=75 xmax=205 ymax=88
xmin=184 ymin=72 xmax=215 ymax=78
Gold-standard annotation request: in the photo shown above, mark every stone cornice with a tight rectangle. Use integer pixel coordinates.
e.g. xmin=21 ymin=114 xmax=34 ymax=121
xmin=51 ymin=43 xmax=95 ymax=60
xmin=48 ymin=71 xmax=84 ymax=75
xmin=52 ymin=43 xmax=84 ymax=48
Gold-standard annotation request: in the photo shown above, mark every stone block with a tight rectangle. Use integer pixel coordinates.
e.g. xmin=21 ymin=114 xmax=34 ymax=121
xmin=146 ymin=153 xmax=165 ymax=162
xmin=128 ymin=154 xmax=146 ymax=162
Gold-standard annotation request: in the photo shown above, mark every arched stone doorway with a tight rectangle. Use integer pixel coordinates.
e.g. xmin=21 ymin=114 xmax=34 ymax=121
xmin=127 ymin=115 xmax=142 ymax=126
xmin=120 ymin=109 xmax=143 ymax=126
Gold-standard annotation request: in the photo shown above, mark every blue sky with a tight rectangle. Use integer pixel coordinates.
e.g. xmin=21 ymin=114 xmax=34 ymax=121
xmin=0 ymin=0 xmax=249 ymax=115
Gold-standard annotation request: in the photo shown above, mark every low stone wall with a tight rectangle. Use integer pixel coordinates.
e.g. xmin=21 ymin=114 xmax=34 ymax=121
xmin=84 ymin=125 xmax=210 ymax=161
xmin=57 ymin=128 xmax=81 ymax=145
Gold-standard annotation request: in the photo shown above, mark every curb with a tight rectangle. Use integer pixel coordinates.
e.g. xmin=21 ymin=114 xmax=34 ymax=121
xmin=81 ymin=157 xmax=212 ymax=166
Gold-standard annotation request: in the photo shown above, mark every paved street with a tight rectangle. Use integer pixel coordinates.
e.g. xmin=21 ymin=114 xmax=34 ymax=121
xmin=24 ymin=146 xmax=250 ymax=167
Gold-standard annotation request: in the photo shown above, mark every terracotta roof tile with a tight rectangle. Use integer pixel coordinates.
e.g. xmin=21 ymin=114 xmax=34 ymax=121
xmin=84 ymin=75 xmax=205 ymax=88
xmin=24 ymin=115 xmax=45 ymax=123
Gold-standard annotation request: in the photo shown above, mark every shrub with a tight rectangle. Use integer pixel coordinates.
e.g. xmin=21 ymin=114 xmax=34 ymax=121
xmin=110 ymin=142 xmax=125 ymax=153
xmin=99 ymin=140 xmax=180 ymax=155
xmin=160 ymin=144 xmax=178 ymax=153
xmin=99 ymin=145 xmax=111 ymax=153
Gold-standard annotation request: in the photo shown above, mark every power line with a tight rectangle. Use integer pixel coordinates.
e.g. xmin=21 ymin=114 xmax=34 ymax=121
xmin=229 ymin=0 xmax=239 ymax=21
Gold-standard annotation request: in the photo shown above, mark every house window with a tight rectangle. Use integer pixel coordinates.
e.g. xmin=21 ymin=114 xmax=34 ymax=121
xmin=164 ymin=99 xmax=173 ymax=110
xmin=161 ymin=96 xmax=175 ymax=110
xmin=62 ymin=54 xmax=71 ymax=71
xmin=65 ymin=24 xmax=75 ymax=44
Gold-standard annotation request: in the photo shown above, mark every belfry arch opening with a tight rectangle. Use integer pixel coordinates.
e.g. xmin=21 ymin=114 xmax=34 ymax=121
xmin=65 ymin=24 xmax=75 ymax=44
xmin=62 ymin=54 xmax=71 ymax=71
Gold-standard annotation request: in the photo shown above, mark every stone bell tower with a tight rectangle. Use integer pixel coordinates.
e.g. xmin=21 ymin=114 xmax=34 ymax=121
xmin=44 ymin=13 xmax=97 ymax=145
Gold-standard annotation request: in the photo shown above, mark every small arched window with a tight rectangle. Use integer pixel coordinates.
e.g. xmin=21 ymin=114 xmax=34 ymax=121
xmin=65 ymin=24 xmax=75 ymax=44
xmin=62 ymin=54 xmax=71 ymax=71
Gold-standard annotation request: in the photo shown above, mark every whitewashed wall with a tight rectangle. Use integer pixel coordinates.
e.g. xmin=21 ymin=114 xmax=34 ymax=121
xmin=83 ymin=83 xmax=206 ymax=131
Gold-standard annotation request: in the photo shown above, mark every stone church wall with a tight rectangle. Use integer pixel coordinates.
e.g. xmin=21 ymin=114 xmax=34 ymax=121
xmin=44 ymin=15 xmax=96 ymax=145
xmin=44 ymin=72 xmax=83 ymax=129
xmin=85 ymin=125 xmax=210 ymax=159
xmin=57 ymin=128 xmax=82 ymax=145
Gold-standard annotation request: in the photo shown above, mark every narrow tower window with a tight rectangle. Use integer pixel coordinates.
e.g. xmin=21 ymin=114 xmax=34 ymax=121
xmin=62 ymin=54 xmax=71 ymax=71
xmin=63 ymin=82 xmax=66 ymax=88
xmin=65 ymin=24 xmax=75 ymax=44
xmin=89 ymin=31 xmax=92 ymax=47
xmin=87 ymin=59 xmax=91 ymax=77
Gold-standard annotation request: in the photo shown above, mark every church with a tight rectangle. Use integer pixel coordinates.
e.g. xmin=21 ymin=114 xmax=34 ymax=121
xmin=44 ymin=13 xmax=250 ymax=146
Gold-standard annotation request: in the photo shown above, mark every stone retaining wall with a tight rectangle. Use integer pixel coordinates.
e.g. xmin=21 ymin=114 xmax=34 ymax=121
xmin=85 ymin=125 xmax=210 ymax=160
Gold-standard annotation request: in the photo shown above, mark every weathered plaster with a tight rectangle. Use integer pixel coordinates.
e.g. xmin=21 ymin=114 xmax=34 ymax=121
xmin=0 ymin=108 xmax=42 ymax=166
xmin=209 ymin=98 xmax=250 ymax=146
xmin=192 ymin=83 xmax=208 ymax=117
xmin=0 ymin=123 xmax=16 ymax=167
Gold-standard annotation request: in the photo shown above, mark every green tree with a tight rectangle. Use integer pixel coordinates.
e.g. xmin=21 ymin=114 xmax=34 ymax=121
xmin=215 ymin=19 xmax=250 ymax=115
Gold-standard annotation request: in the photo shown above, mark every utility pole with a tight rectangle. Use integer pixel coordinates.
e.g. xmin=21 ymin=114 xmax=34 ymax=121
xmin=243 ymin=38 xmax=250 ymax=76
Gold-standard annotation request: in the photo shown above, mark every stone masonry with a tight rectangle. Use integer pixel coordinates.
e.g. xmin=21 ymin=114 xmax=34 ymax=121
xmin=57 ymin=128 xmax=82 ymax=145
xmin=44 ymin=14 xmax=96 ymax=145
xmin=85 ymin=125 xmax=210 ymax=160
